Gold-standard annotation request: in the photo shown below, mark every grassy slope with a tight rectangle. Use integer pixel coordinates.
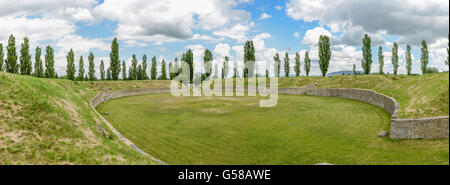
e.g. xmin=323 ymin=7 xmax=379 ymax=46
xmin=278 ymin=73 xmax=449 ymax=118
xmin=0 ymin=72 xmax=168 ymax=164
xmin=97 ymin=94 xmax=449 ymax=165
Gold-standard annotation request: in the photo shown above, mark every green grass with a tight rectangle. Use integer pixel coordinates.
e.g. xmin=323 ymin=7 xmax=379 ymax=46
xmin=0 ymin=72 xmax=160 ymax=164
xmin=97 ymin=94 xmax=449 ymax=165
xmin=278 ymin=73 xmax=449 ymax=118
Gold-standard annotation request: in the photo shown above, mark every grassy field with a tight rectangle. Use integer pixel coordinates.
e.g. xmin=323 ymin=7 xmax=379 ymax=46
xmin=278 ymin=73 xmax=449 ymax=118
xmin=0 ymin=72 xmax=166 ymax=164
xmin=97 ymin=94 xmax=449 ymax=165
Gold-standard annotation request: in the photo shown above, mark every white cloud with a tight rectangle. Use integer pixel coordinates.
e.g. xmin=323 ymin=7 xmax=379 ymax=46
xmin=92 ymin=0 xmax=251 ymax=45
xmin=213 ymin=23 xmax=251 ymax=43
xmin=302 ymin=27 xmax=333 ymax=45
xmin=214 ymin=43 xmax=231 ymax=58
xmin=64 ymin=7 xmax=94 ymax=22
xmin=293 ymin=32 xmax=300 ymax=38
xmin=286 ymin=0 xmax=449 ymax=45
xmin=259 ymin=13 xmax=272 ymax=20
xmin=275 ymin=6 xmax=283 ymax=10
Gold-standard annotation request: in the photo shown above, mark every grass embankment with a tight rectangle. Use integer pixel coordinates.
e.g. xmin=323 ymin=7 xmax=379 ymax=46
xmin=0 ymin=72 xmax=168 ymax=164
xmin=97 ymin=94 xmax=449 ymax=165
xmin=278 ymin=73 xmax=449 ymax=118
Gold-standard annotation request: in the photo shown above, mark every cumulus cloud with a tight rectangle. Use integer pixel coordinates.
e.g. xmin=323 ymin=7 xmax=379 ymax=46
xmin=286 ymin=0 xmax=449 ymax=46
xmin=213 ymin=23 xmax=251 ymax=43
xmin=214 ymin=43 xmax=231 ymax=58
xmin=259 ymin=13 xmax=272 ymax=20
xmin=92 ymin=0 xmax=251 ymax=44
xmin=293 ymin=32 xmax=300 ymax=38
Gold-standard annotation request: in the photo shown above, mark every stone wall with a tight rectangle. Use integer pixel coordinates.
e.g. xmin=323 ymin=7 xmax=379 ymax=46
xmin=303 ymin=88 xmax=400 ymax=118
xmin=288 ymin=88 xmax=448 ymax=140
xmin=390 ymin=116 xmax=449 ymax=139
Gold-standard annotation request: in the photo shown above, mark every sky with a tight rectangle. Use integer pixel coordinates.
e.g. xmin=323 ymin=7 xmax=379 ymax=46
xmin=0 ymin=0 xmax=448 ymax=77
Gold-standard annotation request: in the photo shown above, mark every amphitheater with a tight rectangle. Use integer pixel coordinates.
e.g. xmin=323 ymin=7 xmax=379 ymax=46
xmin=90 ymin=84 xmax=449 ymax=164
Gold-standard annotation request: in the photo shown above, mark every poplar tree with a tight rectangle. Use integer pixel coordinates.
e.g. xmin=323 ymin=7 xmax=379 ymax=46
xmin=34 ymin=47 xmax=43 ymax=77
xmin=44 ymin=45 xmax=55 ymax=78
xmin=129 ymin=54 xmax=138 ymax=80
xmin=420 ymin=40 xmax=429 ymax=75
xmin=203 ymin=49 xmax=213 ymax=78
xmin=361 ymin=34 xmax=372 ymax=75
xmin=20 ymin=37 xmax=32 ymax=75
xmin=169 ymin=62 xmax=174 ymax=80
xmin=88 ymin=52 xmax=95 ymax=81
xmin=273 ymin=53 xmax=280 ymax=77
xmin=106 ymin=67 xmax=111 ymax=80
xmin=100 ymin=60 xmax=105 ymax=80
xmin=109 ymin=37 xmax=120 ymax=80
xmin=446 ymin=34 xmax=449 ymax=66
xmin=137 ymin=64 xmax=142 ymax=80
xmin=233 ymin=61 xmax=239 ymax=78
xmin=66 ymin=49 xmax=75 ymax=80
xmin=142 ymin=55 xmax=148 ymax=79
xmin=185 ymin=49 xmax=194 ymax=82
xmin=406 ymin=45 xmax=412 ymax=75
xmin=304 ymin=51 xmax=311 ymax=76
xmin=161 ymin=58 xmax=167 ymax=80
xmin=378 ymin=46 xmax=384 ymax=74
xmin=243 ymin=40 xmax=255 ymax=78
xmin=151 ymin=56 xmax=157 ymax=80
xmin=392 ymin=42 xmax=399 ymax=75
xmin=318 ymin=35 xmax=331 ymax=77
xmin=284 ymin=52 xmax=290 ymax=77
xmin=222 ymin=56 xmax=229 ymax=79
xmin=0 ymin=43 xmax=3 ymax=71
xmin=78 ymin=56 xmax=85 ymax=81
xmin=122 ymin=60 xmax=126 ymax=80
xmin=6 ymin=34 xmax=18 ymax=73
xmin=294 ymin=52 xmax=300 ymax=77
xmin=353 ymin=64 xmax=356 ymax=75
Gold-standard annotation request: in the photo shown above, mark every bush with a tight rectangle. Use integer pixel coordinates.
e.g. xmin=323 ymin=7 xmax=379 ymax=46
xmin=425 ymin=67 xmax=439 ymax=74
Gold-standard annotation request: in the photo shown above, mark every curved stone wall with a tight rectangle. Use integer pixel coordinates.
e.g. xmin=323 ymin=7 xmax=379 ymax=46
xmin=288 ymin=88 xmax=448 ymax=140
xmin=90 ymin=86 xmax=448 ymax=161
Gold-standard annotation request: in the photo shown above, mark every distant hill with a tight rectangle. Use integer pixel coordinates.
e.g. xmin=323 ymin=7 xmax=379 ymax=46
xmin=326 ymin=70 xmax=363 ymax=77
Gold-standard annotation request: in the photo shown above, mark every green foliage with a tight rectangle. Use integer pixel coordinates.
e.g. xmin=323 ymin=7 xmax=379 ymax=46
xmin=88 ymin=52 xmax=95 ymax=81
xmin=100 ymin=60 xmax=105 ymax=80
xmin=78 ymin=56 xmax=85 ymax=81
xmin=169 ymin=62 xmax=174 ymax=80
xmin=121 ymin=60 xmax=126 ymax=80
xmin=243 ymin=40 xmax=255 ymax=78
xmin=406 ymin=45 xmax=412 ymax=75
xmin=213 ymin=63 xmax=218 ymax=79
xmin=425 ymin=67 xmax=439 ymax=74
xmin=0 ymin=43 xmax=3 ymax=71
xmin=66 ymin=49 xmax=76 ymax=80
xmin=141 ymin=55 xmax=148 ymax=80
xmin=19 ymin=37 xmax=32 ymax=75
xmin=203 ymin=49 xmax=213 ymax=78
xmin=183 ymin=49 xmax=194 ymax=82
xmin=378 ymin=46 xmax=384 ymax=74
xmin=361 ymin=34 xmax=372 ymax=75
xmin=129 ymin=55 xmax=138 ymax=80
xmin=284 ymin=52 xmax=290 ymax=77
xmin=6 ymin=34 xmax=18 ymax=73
xmin=161 ymin=59 xmax=167 ymax=80
xmin=151 ymin=56 xmax=158 ymax=80
xmin=34 ymin=47 xmax=43 ymax=77
xmin=353 ymin=64 xmax=356 ymax=75
xmin=106 ymin=67 xmax=111 ymax=80
xmin=303 ymin=51 xmax=311 ymax=76
xmin=109 ymin=38 xmax=120 ymax=80
xmin=294 ymin=52 xmax=300 ymax=77
xmin=446 ymin=34 xmax=449 ymax=66
xmin=44 ymin=45 xmax=55 ymax=78
xmin=273 ymin=53 xmax=280 ymax=77
xmin=222 ymin=56 xmax=229 ymax=79
xmin=392 ymin=42 xmax=399 ymax=75
xmin=233 ymin=61 xmax=239 ymax=78
xmin=137 ymin=64 xmax=142 ymax=80
xmin=420 ymin=40 xmax=429 ymax=75
xmin=318 ymin=35 xmax=331 ymax=77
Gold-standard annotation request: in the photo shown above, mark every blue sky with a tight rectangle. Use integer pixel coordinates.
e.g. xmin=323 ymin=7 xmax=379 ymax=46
xmin=0 ymin=0 xmax=448 ymax=77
